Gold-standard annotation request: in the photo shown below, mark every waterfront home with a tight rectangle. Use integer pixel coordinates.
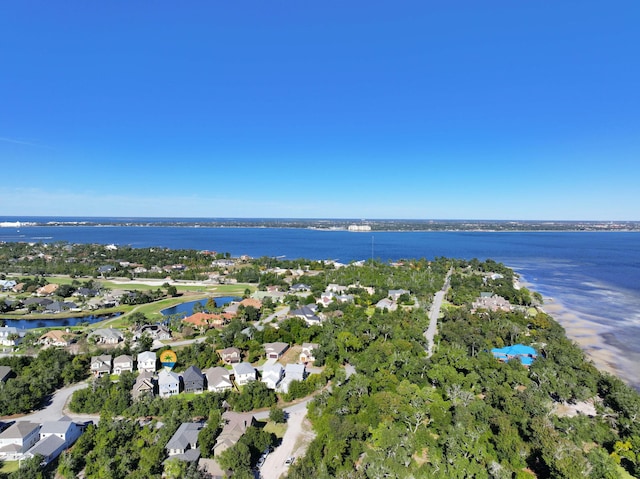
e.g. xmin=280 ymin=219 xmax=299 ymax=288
xmin=0 ymin=421 xmax=40 ymax=461
xmin=113 ymin=355 xmax=134 ymax=375
xmin=0 ymin=326 xmax=26 ymax=347
xmin=472 ymin=293 xmax=512 ymax=313
xmin=491 ymin=344 xmax=538 ymax=367
xmin=183 ymin=312 xmax=231 ymax=331
xmin=132 ymin=323 xmax=172 ymax=341
xmin=182 ymin=366 xmax=205 ymax=394
xmin=232 ymin=362 xmax=257 ymax=386
xmin=166 ymin=422 xmax=204 ymax=462
xmin=137 ymin=351 xmax=157 ymax=373
xmin=263 ymin=342 xmax=289 ymax=360
xmin=218 ymin=347 xmax=242 ymax=364
xmin=38 ymin=330 xmax=73 ymax=348
xmin=205 ymin=367 xmax=233 ymax=393
xmin=158 ymin=369 xmax=181 ymax=397
xmin=261 ymin=363 xmax=284 ymax=390
xmin=132 ymin=371 xmax=156 ymax=399
xmin=90 ymin=355 xmax=112 ymax=377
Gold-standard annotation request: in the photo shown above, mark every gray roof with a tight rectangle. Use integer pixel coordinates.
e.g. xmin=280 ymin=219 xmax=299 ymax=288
xmin=27 ymin=434 xmax=64 ymax=458
xmin=113 ymin=354 xmax=133 ymax=365
xmin=0 ymin=366 xmax=12 ymax=382
xmin=0 ymin=421 xmax=39 ymax=439
xmin=40 ymin=419 xmax=73 ymax=436
xmin=166 ymin=422 xmax=203 ymax=451
xmin=232 ymin=362 xmax=256 ymax=376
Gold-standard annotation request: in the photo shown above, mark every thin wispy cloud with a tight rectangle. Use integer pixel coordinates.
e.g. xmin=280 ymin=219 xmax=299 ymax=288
xmin=0 ymin=136 xmax=53 ymax=149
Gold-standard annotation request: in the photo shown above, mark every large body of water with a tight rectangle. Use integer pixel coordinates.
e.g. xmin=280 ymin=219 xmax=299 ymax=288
xmin=1 ymin=220 xmax=639 ymax=388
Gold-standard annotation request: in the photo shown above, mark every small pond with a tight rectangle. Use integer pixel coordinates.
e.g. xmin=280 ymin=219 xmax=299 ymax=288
xmin=161 ymin=296 xmax=238 ymax=317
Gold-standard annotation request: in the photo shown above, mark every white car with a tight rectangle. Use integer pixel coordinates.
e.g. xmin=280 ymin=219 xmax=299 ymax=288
xmin=285 ymin=456 xmax=295 ymax=466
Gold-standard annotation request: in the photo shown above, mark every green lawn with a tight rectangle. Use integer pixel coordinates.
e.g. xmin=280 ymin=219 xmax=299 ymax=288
xmin=0 ymin=461 xmax=19 ymax=474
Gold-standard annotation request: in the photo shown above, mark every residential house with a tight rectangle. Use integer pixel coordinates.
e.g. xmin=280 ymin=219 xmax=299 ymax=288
xmin=166 ymin=422 xmax=204 ymax=462
xmin=22 ymin=297 xmax=53 ymax=309
xmin=375 ymin=298 xmax=397 ymax=311
xmin=388 ymin=289 xmax=410 ymax=301
xmin=88 ymin=328 xmax=124 ymax=345
xmin=290 ymin=283 xmax=311 ymax=293
xmin=25 ymin=418 xmax=84 ymax=466
xmin=113 ymin=355 xmax=134 ymax=375
xmin=90 ymin=355 xmax=112 ymax=377
xmin=132 ymin=323 xmax=172 ymax=341
xmin=232 ymin=362 xmax=257 ymax=386
xmin=326 ymin=283 xmax=348 ymax=294
xmin=213 ymin=412 xmax=255 ymax=456
xmin=299 ymin=343 xmax=319 ymax=364
xmin=38 ymin=330 xmax=72 ymax=348
xmin=137 ymin=351 xmax=157 ymax=373
xmin=290 ymin=305 xmax=322 ymax=326
xmin=0 ymin=279 xmax=17 ymax=291
xmin=263 ymin=342 xmax=289 ymax=360
xmin=318 ymin=291 xmax=334 ymax=306
xmin=0 ymin=326 xmax=26 ymax=347
xmin=182 ymin=366 xmax=205 ymax=394
xmin=261 ymin=363 xmax=284 ymax=390
xmin=36 ymin=283 xmax=59 ymax=296
xmin=472 ymin=293 xmax=512 ymax=313
xmin=0 ymin=422 xmax=40 ymax=461
xmin=205 ymin=367 xmax=233 ymax=393
xmin=239 ymin=298 xmax=262 ymax=310
xmin=132 ymin=372 xmax=156 ymax=399
xmin=183 ymin=312 xmax=231 ymax=331
xmin=44 ymin=301 xmax=77 ymax=314
xmin=158 ymin=369 xmax=181 ymax=397
xmin=218 ymin=347 xmax=241 ymax=365
xmin=279 ymin=363 xmax=307 ymax=394
xmin=0 ymin=366 xmax=13 ymax=383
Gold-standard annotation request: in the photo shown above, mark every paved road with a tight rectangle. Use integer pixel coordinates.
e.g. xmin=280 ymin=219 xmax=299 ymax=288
xmin=424 ymin=268 xmax=452 ymax=358
xmin=9 ymin=380 xmax=100 ymax=425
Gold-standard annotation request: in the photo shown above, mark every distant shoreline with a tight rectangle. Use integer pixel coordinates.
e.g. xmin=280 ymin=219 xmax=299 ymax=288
xmin=2 ymin=217 xmax=639 ymax=233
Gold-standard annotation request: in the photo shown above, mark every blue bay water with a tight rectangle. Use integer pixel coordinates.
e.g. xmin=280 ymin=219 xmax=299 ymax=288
xmin=2 ymin=222 xmax=639 ymax=388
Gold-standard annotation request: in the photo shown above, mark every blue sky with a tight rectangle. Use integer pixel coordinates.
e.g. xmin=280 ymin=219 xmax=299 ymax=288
xmin=1 ymin=1 xmax=639 ymax=220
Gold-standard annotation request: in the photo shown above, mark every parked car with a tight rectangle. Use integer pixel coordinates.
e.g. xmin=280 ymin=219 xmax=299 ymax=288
xmin=285 ymin=456 xmax=296 ymax=465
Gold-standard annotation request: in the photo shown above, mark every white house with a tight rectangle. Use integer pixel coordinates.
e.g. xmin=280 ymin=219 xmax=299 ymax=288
xmin=0 ymin=422 xmax=40 ymax=461
xmin=158 ymin=370 xmax=181 ymax=397
xmin=90 ymin=355 xmax=112 ymax=377
xmin=205 ymin=367 xmax=233 ymax=393
xmin=261 ymin=363 xmax=284 ymax=390
xmin=25 ymin=418 xmax=84 ymax=466
xmin=113 ymin=355 xmax=134 ymax=375
xmin=137 ymin=351 xmax=157 ymax=373
xmin=232 ymin=362 xmax=257 ymax=386
xmin=0 ymin=326 xmax=26 ymax=347
xmin=299 ymin=343 xmax=319 ymax=364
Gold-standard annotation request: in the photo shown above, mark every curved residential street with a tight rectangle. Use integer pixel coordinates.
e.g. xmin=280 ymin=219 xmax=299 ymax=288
xmin=8 ymin=380 xmax=100 ymax=425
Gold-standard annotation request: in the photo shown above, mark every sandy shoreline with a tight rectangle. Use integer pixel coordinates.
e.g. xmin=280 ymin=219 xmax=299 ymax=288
xmin=517 ymin=276 xmax=633 ymax=385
